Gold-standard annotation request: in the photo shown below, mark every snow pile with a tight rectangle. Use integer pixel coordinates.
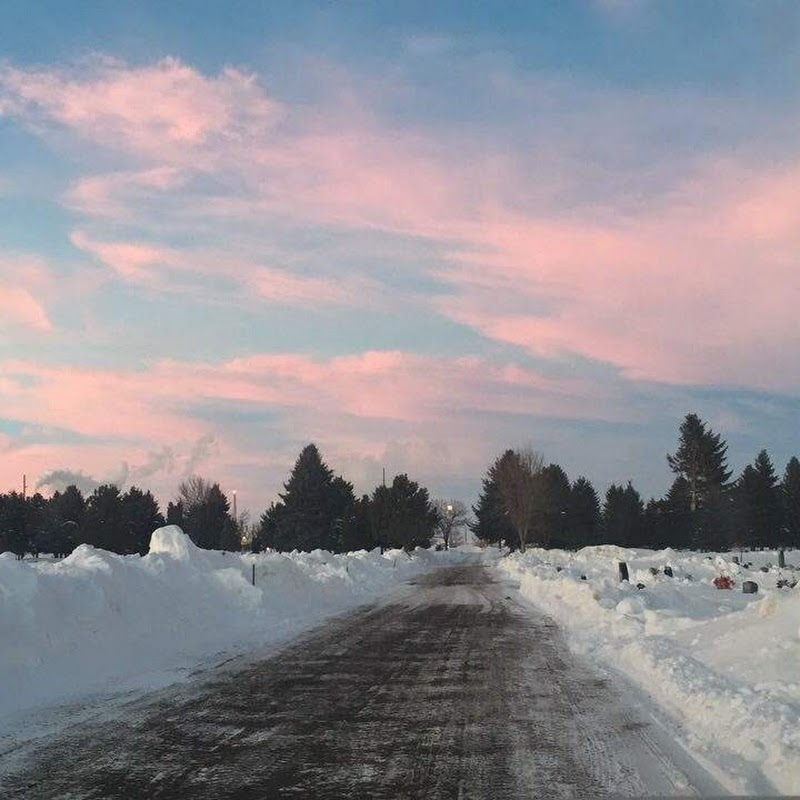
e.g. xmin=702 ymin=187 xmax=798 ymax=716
xmin=500 ymin=546 xmax=800 ymax=795
xmin=0 ymin=526 xmax=464 ymax=727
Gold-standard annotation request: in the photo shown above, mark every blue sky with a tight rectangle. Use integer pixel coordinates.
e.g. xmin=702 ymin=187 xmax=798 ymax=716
xmin=1 ymin=1 xmax=799 ymax=514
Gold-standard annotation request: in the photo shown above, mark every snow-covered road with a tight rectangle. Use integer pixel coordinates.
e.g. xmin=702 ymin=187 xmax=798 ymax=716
xmin=1 ymin=564 xmax=725 ymax=798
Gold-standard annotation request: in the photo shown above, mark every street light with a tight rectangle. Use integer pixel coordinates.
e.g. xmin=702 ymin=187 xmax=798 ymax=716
xmin=232 ymin=490 xmax=238 ymax=522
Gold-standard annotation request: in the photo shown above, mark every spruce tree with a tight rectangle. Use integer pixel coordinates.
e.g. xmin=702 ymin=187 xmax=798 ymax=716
xmin=602 ymin=481 xmax=644 ymax=547
xmin=735 ymin=450 xmax=782 ymax=548
xmin=782 ymin=456 xmax=800 ymax=547
xmin=257 ymin=444 xmax=354 ymax=552
xmin=122 ymin=486 xmax=165 ymax=554
xmin=83 ymin=485 xmax=124 ymax=552
xmin=48 ymin=484 xmax=85 ymax=555
xmin=541 ymin=464 xmax=571 ymax=548
xmin=470 ymin=451 xmax=516 ymax=548
xmin=369 ymin=473 xmax=437 ymax=551
xmin=667 ymin=413 xmax=731 ymax=512
xmin=568 ymin=477 xmax=601 ymax=549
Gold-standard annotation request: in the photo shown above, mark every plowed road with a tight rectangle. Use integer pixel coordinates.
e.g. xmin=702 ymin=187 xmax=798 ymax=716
xmin=1 ymin=564 xmax=725 ymax=798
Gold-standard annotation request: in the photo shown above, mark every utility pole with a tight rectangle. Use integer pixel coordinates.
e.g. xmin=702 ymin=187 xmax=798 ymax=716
xmin=22 ymin=474 xmax=27 ymax=499
xmin=382 ymin=467 xmax=386 ymax=488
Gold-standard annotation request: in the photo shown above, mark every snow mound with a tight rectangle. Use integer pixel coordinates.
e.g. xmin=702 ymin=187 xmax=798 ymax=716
xmin=148 ymin=525 xmax=201 ymax=560
xmin=0 ymin=532 xmax=471 ymax=731
xmin=500 ymin=546 xmax=800 ymax=795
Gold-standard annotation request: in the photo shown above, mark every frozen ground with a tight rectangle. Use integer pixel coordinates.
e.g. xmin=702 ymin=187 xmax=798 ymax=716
xmin=0 ymin=526 xmax=466 ymax=742
xmin=499 ymin=545 xmax=800 ymax=795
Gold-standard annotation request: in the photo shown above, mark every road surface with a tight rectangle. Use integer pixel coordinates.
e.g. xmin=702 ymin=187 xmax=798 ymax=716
xmin=1 ymin=564 xmax=724 ymax=798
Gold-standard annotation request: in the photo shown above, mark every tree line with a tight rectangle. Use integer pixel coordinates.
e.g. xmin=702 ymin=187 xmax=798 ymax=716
xmin=2 ymin=414 xmax=798 ymax=557
xmin=0 ymin=445 xmax=462 ymax=558
xmin=471 ymin=413 xmax=800 ymax=552
xmin=0 ymin=477 xmax=239 ymax=559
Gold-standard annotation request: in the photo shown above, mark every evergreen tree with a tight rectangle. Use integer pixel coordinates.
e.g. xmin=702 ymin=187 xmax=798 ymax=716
xmin=568 ymin=477 xmax=601 ymax=549
xmin=83 ymin=485 xmax=125 ymax=552
xmin=183 ymin=482 xmax=236 ymax=550
xmin=470 ymin=451 xmax=516 ymax=548
xmin=47 ymin=484 xmax=85 ymax=556
xmin=667 ymin=413 xmax=731 ymax=512
xmin=540 ymin=464 xmax=571 ymax=548
xmin=122 ymin=486 xmax=165 ymax=555
xmin=734 ymin=450 xmax=782 ymax=548
xmin=602 ymin=481 xmax=644 ymax=547
xmin=337 ymin=494 xmax=375 ymax=552
xmin=0 ymin=492 xmax=33 ymax=558
xmin=781 ymin=457 xmax=800 ymax=547
xmin=661 ymin=476 xmax=693 ymax=549
xmin=255 ymin=444 xmax=354 ymax=552
xmin=369 ymin=473 xmax=438 ymax=551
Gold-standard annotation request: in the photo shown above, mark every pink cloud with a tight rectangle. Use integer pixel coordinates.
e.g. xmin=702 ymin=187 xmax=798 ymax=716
xmin=0 ymin=57 xmax=280 ymax=162
xmin=0 ymin=286 xmax=52 ymax=331
xmin=5 ymin=56 xmax=800 ymax=393
xmin=65 ymin=167 xmax=184 ymax=219
xmin=70 ymin=229 xmax=376 ymax=307
xmin=70 ymin=230 xmax=178 ymax=283
xmin=0 ymin=350 xmax=619 ymax=509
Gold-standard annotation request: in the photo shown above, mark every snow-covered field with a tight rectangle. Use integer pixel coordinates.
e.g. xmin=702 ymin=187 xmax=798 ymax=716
xmin=499 ymin=546 xmax=800 ymax=796
xmin=0 ymin=526 xmax=465 ymax=735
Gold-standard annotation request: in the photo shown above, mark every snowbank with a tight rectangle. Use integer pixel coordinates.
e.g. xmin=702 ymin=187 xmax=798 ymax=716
xmin=499 ymin=546 xmax=800 ymax=795
xmin=0 ymin=526 xmax=465 ymax=729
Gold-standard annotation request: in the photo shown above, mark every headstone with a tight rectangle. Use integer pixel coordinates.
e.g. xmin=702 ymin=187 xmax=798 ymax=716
xmin=779 ymin=550 xmax=786 ymax=568
xmin=619 ymin=561 xmax=629 ymax=582
xmin=732 ymin=556 xmax=740 ymax=565
xmin=580 ymin=574 xmax=587 ymax=581
xmin=664 ymin=566 xmax=673 ymax=578
xmin=760 ymin=566 xmax=769 ymax=573
xmin=649 ymin=567 xmax=659 ymax=576
xmin=636 ymin=582 xmax=646 ymax=590
xmin=742 ymin=581 xmax=758 ymax=594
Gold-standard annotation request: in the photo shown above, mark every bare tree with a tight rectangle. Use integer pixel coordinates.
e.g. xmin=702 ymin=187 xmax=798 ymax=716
xmin=177 ymin=475 xmax=213 ymax=511
xmin=494 ymin=448 xmax=545 ymax=553
xmin=434 ymin=499 xmax=469 ymax=549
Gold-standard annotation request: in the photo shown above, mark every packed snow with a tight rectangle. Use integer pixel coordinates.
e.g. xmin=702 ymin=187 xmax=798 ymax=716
xmin=499 ymin=546 xmax=800 ymax=796
xmin=0 ymin=526 xmax=465 ymax=734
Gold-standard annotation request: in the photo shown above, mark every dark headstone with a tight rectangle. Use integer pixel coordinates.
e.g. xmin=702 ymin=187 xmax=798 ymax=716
xmin=779 ymin=550 xmax=786 ymax=568
xmin=580 ymin=574 xmax=587 ymax=581
xmin=636 ymin=582 xmax=646 ymax=590
xmin=760 ymin=566 xmax=769 ymax=573
xmin=732 ymin=556 xmax=740 ymax=565
xmin=664 ymin=566 xmax=673 ymax=578
xmin=742 ymin=581 xmax=758 ymax=594
xmin=618 ymin=562 xmax=629 ymax=582
xmin=649 ymin=567 xmax=659 ymax=576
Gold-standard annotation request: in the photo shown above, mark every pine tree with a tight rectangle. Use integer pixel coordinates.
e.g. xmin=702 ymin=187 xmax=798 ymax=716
xmin=602 ymin=482 xmax=644 ymax=547
xmin=47 ymin=484 xmax=85 ymax=555
xmin=470 ymin=451 xmax=516 ymax=548
xmin=256 ymin=444 xmax=354 ymax=552
xmin=734 ymin=450 xmax=782 ymax=548
xmin=782 ymin=456 xmax=800 ymax=547
xmin=83 ymin=485 xmax=124 ymax=552
xmin=0 ymin=492 xmax=33 ymax=558
xmin=568 ymin=477 xmax=601 ymax=549
xmin=369 ymin=473 xmax=438 ymax=551
xmin=122 ymin=486 xmax=165 ymax=555
xmin=184 ymin=482 xmax=236 ymax=550
xmin=541 ymin=464 xmax=571 ymax=548
xmin=667 ymin=413 xmax=731 ymax=512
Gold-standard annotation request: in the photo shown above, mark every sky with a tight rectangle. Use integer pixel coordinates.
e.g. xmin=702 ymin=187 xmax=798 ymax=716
xmin=1 ymin=1 xmax=800 ymax=517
